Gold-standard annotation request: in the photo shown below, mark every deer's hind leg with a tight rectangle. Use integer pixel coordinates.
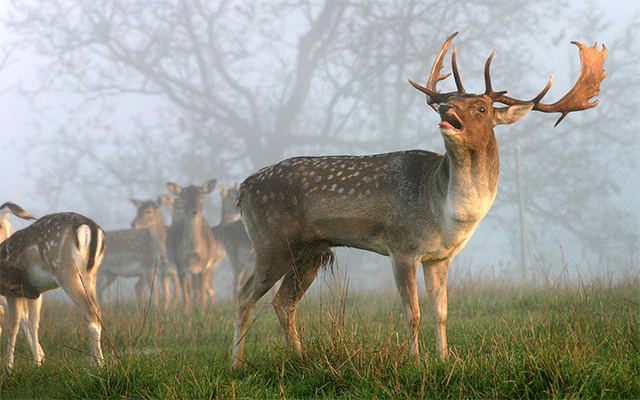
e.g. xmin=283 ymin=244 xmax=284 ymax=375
xmin=56 ymin=266 xmax=103 ymax=366
xmin=272 ymin=249 xmax=327 ymax=354
xmin=232 ymin=250 xmax=289 ymax=369
xmin=391 ymin=253 xmax=421 ymax=358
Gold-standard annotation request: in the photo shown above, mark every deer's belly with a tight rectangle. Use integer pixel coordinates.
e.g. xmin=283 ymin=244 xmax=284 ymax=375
xmin=27 ymin=265 xmax=60 ymax=293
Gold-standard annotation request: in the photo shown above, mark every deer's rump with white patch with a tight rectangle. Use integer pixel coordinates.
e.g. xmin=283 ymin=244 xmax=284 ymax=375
xmin=0 ymin=206 xmax=106 ymax=368
xmin=0 ymin=213 xmax=104 ymax=288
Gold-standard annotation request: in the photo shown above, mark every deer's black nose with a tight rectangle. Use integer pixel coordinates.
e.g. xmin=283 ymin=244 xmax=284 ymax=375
xmin=438 ymin=103 xmax=452 ymax=116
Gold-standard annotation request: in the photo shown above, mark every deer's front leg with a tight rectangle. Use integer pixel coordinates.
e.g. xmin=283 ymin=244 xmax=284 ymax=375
xmin=4 ymin=297 xmax=25 ymax=368
xmin=423 ymin=259 xmax=450 ymax=358
xmin=391 ymin=254 xmax=421 ymax=358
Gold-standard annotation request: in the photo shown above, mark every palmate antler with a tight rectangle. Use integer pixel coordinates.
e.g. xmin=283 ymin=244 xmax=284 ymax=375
xmin=409 ymin=32 xmax=608 ymax=126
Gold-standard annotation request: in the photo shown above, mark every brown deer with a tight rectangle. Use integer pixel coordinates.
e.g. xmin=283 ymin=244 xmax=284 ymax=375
xmin=195 ymin=185 xmax=240 ymax=304
xmin=97 ymin=198 xmax=171 ymax=307
xmin=129 ymin=196 xmax=179 ymax=309
xmin=215 ymin=219 xmax=254 ymax=303
xmin=231 ymin=32 xmax=607 ymax=369
xmin=0 ymin=202 xmax=105 ymax=368
xmin=209 ymin=185 xmax=254 ymax=303
xmin=166 ymin=180 xmax=221 ymax=310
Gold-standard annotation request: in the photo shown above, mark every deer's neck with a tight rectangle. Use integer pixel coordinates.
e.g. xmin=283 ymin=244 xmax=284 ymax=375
xmin=220 ymin=209 xmax=240 ymax=227
xmin=0 ymin=216 xmax=11 ymax=242
xmin=439 ymin=136 xmax=500 ymax=225
xmin=150 ymin=217 xmax=167 ymax=242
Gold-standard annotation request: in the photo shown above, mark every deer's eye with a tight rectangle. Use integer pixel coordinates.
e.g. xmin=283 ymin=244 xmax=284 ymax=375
xmin=478 ymin=106 xmax=486 ymax=113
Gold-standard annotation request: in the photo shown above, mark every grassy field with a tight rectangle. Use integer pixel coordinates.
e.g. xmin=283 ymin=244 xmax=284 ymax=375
xmin=0 ymin=275 xmax=637 ymax=399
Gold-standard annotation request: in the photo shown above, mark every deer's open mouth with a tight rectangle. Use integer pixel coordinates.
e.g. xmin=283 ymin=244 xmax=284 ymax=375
xmin=439 ymin=113 xmax=462 ymax=131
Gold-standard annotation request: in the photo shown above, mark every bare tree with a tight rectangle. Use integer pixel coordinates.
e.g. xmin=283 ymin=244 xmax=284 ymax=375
xmin=3 ymin=0 xmax=637 ymax=275
xmin=486 ymin=10 xmax=640 ymax=274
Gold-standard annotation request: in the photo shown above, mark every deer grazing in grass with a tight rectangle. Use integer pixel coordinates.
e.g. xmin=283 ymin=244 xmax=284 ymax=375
xmin=231 ymin=32 xmax=607 ymax=369
xmin=0 ymin=202 xmax=105 ymax=368
xmin=166 ymin=180 xmax=223 ymax=310
xmin=97 ymin=198 xmax=172 ymax=307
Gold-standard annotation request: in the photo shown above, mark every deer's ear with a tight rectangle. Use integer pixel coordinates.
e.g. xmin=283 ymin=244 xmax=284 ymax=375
xmin=494 ymin=103 xmax=534 ymax=125
xmin=202 ymin=179 xmax=218 ymax=194
xmin=130 ymin=199 xmax=144 ymax=207
xmin=159 ymin=195 xmax=173 ymax=207
xmin=167 ymin=182 xmax=182 ymax=195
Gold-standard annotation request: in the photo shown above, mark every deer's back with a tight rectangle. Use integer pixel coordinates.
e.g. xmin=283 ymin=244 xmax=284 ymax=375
xmin=239 ymin=150 xmax=447 ymax=256
xmin=102 ymin=229 xmax=156 ymax=270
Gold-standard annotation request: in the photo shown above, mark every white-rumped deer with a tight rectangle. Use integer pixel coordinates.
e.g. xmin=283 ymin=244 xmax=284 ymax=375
xmin=166 ymin=180 xmax=221 ymax=311
xmin=231 ymin=32 xmax=607 ymax=369
xmin=0 ymin=202 xmax=105 ymax=368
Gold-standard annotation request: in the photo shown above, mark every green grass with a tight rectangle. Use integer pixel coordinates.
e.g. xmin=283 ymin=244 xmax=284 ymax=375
xmin=0 ymin=276 xmax=637 ymax=399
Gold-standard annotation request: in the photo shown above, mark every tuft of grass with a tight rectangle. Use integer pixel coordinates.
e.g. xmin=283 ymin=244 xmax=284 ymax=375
xmin=0 ymin=274 xmax=637 ymax=398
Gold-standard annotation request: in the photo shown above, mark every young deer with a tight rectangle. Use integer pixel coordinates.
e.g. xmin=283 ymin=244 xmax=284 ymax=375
xmin=0 ymin=202 xmax=105 ymax=368
xmin=209 ymin=185 xmax=254 ymax=303
xmin=97 ymin=198 xmax=170 ymax=307
xmin=231 ymin=32 xmax=607 ymax=369
xmin=215 ymin=219 xmax=254 ymax=303
xmin=166 ymin=180 xmax=221 ymax=310
xmin=130 ymin=196 xmax=179 ymax=310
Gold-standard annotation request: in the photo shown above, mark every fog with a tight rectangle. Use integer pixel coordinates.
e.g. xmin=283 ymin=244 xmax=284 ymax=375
xmin=1 ymin=0 xmax=638 ymax=299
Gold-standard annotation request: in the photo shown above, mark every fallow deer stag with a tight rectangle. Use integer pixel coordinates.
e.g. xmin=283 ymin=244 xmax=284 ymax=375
xmin=166 ymin=180 xmax=221 ymax=311
xmin=231 ymin=32 xmax=607 ymax=369
xmin=0 ymin=202 xmax=105 ymax=368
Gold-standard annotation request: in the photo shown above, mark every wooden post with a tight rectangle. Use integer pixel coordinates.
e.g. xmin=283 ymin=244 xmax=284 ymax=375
xmin=516 ymin=146 xmax=528 ymax=283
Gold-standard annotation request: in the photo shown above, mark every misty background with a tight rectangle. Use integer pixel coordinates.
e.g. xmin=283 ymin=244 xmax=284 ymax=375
xmin=1 ymin=0 xmax=638 ymax=299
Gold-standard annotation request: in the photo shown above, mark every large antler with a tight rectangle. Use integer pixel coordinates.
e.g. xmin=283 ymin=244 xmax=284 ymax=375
xmin=410 ymin=33 xmax=607 ymax=126
xmin=486 ymin=41 xmax=607 ymax=126
xmin=408 ymin=31 xmax=464 ymax=111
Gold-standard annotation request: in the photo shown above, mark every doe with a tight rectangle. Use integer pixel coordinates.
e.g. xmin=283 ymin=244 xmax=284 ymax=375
xmin=0 ymin=202 xmax=105 ymax=368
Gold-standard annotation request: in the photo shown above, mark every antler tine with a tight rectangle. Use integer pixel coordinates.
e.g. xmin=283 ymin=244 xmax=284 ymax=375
xmin=539 ymin=42 xmax=607 ymax=126
xmin=451 ymin=47 xmax=465 ymax=93
xmin=483 ymin=50 xmax=507 ymax=98
xmin=408 ymin=31 xmax=461 ymax=111
xmin=490 ymin=41 xmax=607 ymax=127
